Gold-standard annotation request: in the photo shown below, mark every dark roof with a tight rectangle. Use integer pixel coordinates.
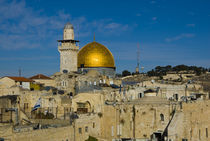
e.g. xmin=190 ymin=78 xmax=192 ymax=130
xmin=57 ymin=39 xmax=79 ymax=43
xmin=7 ymin=76 xmax=33 ymax=82
xmin=0 ymin=95 xmax=18 ymax=99
xmin=29 ymin=74 xmax=52 ymax=80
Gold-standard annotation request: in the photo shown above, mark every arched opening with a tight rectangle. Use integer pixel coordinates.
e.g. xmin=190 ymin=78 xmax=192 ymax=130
xmin=139 ymin=93 xmax=143 ymax=98
xmin=84 ymin=81 xmax=88 ymax=86
xmin=173 ymin=94 xmax=179 ymax=101
xmin=85 ymin=101 xmax=91 ymax=112
xmin=160 ymin=113 xmax=164 ymax=121
xmin=76 ymin=101 xmax=91 ymax=114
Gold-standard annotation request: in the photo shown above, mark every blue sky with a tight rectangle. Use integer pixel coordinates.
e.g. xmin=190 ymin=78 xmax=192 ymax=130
xmin=0 ymin=0 xmax=210 ymax=77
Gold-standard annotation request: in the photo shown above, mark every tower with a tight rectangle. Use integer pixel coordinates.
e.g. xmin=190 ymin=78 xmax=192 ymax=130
xmin=58 ymin=22 xmax=79 ymax=73
xmin=135 ymin=43 xmax=140 ymax=73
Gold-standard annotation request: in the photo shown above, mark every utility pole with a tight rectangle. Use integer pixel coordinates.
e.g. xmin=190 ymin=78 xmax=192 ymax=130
xmin=135 ymin=43 xmax=140 ymax=74
xmin=18 ymin=67 xmax=21 ymax=77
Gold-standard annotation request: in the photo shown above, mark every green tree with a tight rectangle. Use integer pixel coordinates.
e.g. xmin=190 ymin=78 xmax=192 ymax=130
xmin=122 ymin=70 xmax=131 ymax=77
xmin=85 ymin=136 xmax=98 ymax=141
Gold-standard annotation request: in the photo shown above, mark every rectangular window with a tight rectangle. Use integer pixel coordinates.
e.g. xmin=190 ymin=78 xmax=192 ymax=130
xmin=93 ymin=122 xmax=95 ymax=128
xmin=199 ymin=129 xmax=201 ymax=140
xmin=78 ymin=128 xmax=82 ymax=134
xmin=117 ymin=125 xmax=120 ymax=135
xmin=85 ymin=126 xmax=88 ymax=132
xmin=206 ymin=128 xmax=208 ymax=138
xmin=24 ymin=103 xmax=28 ymax=109
xmin=111 ymin=126 xmax=114 ymax=136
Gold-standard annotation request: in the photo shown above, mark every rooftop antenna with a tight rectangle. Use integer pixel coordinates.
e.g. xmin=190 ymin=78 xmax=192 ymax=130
xmin=19 ymin=67 xmax=21 ymax=77
xmin=135 ymin=43 xmax=140 ymax=73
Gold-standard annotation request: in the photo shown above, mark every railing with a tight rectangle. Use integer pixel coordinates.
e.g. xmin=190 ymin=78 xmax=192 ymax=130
xmin=161 ymin=107 xmax=176 ymax=140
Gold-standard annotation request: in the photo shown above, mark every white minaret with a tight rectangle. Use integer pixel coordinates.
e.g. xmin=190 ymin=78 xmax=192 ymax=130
xmin=58 ymin=22 xmax=79 ymax=73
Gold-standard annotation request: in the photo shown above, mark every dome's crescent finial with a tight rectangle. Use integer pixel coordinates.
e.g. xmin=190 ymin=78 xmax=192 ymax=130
xmin=93 ymin=32 xmax=95 ymax=42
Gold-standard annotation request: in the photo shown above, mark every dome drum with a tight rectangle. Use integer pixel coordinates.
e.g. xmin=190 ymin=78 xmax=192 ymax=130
xmin=78 ymin=67 xmax=115 ymax=77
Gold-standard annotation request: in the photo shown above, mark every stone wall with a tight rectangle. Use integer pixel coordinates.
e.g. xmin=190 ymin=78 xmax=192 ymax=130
xmin=0 ymin=125 xmax=74 ymax=141
xmin=100 ymin=100 xmax=171 ymax=140
xmin=168 ymin=100 xmax=210 ymax=141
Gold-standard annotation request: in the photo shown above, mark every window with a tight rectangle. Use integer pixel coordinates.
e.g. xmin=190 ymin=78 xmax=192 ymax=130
xmin=111 ymin=126 xmax=114 ymax=136
xmin=199 ymin=129 xmax=201 ymax=140
xmin=160 ymin=114 xmax=164 ymax=121
xmin=62 ymin=81 xmax=67 ymax=87
xmin=139 ymin=93 xmax=143 ymax=98
xmin=85 ymin=81 xmax=88 ymax=86
xmin=93 ymin=122 xmax=95 ymax=128
xmin=24 ymin=103 xmax=29 ymax=110
xmin=85 ymin=126 xmax=88 ymax=132
xmin=78 ymin=128 xmax=82 ymax=134
xmin=174 ymin=94 xmax=178 ymax=101
xmin=206 ymin=128 xmax=208 ymax=138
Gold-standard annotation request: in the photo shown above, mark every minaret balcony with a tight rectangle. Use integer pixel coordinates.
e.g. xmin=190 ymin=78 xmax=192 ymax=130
xmin=58 ymin=45 xmax=79 ymax=51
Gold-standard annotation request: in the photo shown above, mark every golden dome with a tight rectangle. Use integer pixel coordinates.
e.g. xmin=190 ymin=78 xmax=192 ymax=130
xmin=78 ymin=41 xmax=115 ymax=68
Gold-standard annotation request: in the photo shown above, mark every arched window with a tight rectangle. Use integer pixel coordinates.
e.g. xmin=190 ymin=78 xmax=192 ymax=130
xmin=139 ymin=93 xmax=143 ymax=98
xmin=160 ymin=113 xmax=164 ymax=121
xmin=85 ymin=81 xmax=88 ymax=86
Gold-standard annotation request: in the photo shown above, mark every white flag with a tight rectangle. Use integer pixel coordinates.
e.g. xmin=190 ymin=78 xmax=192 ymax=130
xmin=32 ymin=97 xmax=41 ymax=111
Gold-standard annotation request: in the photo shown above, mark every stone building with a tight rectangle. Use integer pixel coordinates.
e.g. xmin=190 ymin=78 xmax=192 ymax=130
xmin=0 ymin=95 xmax=19 ymax=124
xmin=29 ymin=74 xmax=55 ymax=87
xmin=51 ymin=71 xmax=77 ymax=95
xmin=0 ymin=76 xmax=33 ymax=90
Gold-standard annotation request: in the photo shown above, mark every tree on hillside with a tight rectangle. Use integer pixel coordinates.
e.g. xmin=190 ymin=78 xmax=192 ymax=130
xmin=147 ymin=65 xmax=207 ymax=77
xmin=122 ymin=70 xmax=131 ymax=77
